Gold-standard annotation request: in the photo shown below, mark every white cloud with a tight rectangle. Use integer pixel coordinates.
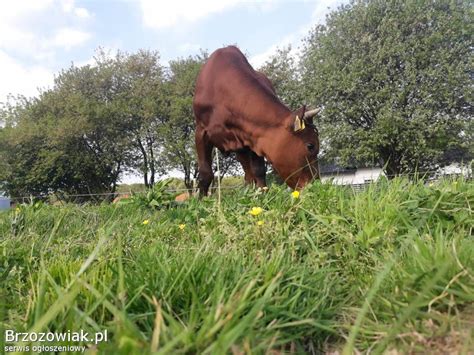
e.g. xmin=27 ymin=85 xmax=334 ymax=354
xmin=0 ymin=0 xmax=54 ymax=21
xmin=74 ymin=56 xmax=96 ymax=68
xmin=0 ymin=26 xmax=35 ymax=51
xmin=61 ymin=0 xmax=92 ymax=19
xmin=0 ymin=25 xmax=92 ymax=58
xmin=74 ymin=7 xmax=92 ymax=19
xmin=250 ymin=32 xmax=298 ymax=68
xmin=61 ymin=0 xmax=75 ymax=13
xmin=250 ymin=0 xmax=346 ymax=68
xmin=0 ymin=1 xmax=93 ymax=102
xmin=249 ymin=23 xmax=312 ymax=69
xmin=48 ymin=28 xmax=92 ymax=50
xmin=140 ymin=0 xmax=280 ymax=30
xmin=0 ymin=50 xmax=54 ymax=101
xmin=311 ymin=0 xmax=345 ymax=23
xmin=177 ymin=42 xmax=201 ymax=53
xmin=0 ymin=0 xmax=93 ymax=53
xmin=0 ymin=1 xmax=52 ymax=52
xmin=140 ymin=0 xmax=238 ymax=29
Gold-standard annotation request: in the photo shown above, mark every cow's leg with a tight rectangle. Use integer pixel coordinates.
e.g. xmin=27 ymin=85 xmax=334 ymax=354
xmin=195 ymin=127 xmax=214 ymax=197
xmin=249 ymin=151 xmax=267 ymax=188
xmin=235 ymin=150 xmax=256 ymax=185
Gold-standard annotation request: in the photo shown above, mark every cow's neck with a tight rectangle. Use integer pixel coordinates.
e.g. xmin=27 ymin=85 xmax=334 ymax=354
xmin=249 ymin=92 xmax=291 ymax=127
xmin=246 ymin=112 xmax=290 ymax=162
xmin=231 ymin=92 xmax=292 ymax=159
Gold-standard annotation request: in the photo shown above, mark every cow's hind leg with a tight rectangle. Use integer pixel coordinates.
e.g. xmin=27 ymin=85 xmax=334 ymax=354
xmin=249 ymin=151 xmax=267 ymax=188
xmin=195 ymin=127 xmax=214 ymax=197
xmin=236 ymin=150 xmax=256 ymax=185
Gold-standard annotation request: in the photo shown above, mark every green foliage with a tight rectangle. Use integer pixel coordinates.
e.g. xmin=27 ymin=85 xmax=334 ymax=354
xmin=113 ymin=49 xmax=167 ymax=187
xmin=1 ymin=179 xmax=473 ymax=353
xmin=118 ymin=179 xmax=176 ymax=210
xmin=159 ymin=54 xmax=205 ymax=189
xmin=0 ymin=50 xmax=168 ymax=197
xmin=259 ymin=45 xmax=305 ymax=110
xmin=0 ymin=56 xmax=139 ymax=197
xmin=301 ymin=0 xmax=473 ymax=175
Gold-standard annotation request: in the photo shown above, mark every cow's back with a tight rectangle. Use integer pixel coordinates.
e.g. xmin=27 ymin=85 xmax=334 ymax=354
xmin=193 ymin=46 xmax=288 ymax=153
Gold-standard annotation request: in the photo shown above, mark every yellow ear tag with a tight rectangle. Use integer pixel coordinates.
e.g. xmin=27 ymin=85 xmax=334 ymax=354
xmin=294 ymin=115 xmax=305 ymax=131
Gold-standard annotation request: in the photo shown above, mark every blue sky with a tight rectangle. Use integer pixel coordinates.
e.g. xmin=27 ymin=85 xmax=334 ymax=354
xmin=0 ymin=0 xmax=347 ymax=104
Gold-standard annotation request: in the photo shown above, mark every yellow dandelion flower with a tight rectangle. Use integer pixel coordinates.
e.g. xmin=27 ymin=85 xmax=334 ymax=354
xmin=15 ymin=207 xmax=21 ymax=213
xmin=291 ymin=190 xmax=300 ymax=199
xmin=249 ymin=207 xmax=263 ymax=216
xmin=178 ymin=224 xmax=186 ymax=230
xmin=142 ymin=219 xmax=150 ymax=225
xmin=257 ymin=220 xmax=264 ymax=226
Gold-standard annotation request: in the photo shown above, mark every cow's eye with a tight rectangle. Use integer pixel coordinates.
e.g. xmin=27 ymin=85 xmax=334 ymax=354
xmin=306 ymin=143 xmax=315 ymax=151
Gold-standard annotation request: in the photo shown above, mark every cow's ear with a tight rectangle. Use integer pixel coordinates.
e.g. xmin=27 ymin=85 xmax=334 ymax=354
xmin=293 ymin=115 xmax=305 ymax=131
xmin=288 ymin=106 xmax=307 ymax=132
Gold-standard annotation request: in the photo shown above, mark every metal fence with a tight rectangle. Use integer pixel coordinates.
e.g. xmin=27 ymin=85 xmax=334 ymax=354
xmin=5 ymin=171 xmax=471 ymax=207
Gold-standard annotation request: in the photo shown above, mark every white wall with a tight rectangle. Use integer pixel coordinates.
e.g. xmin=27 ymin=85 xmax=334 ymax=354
xmin=437 ymin=163 xmax=472 ymax=176
xmin=321 ymin=167 xmax=384 ymax=185
xmin=0 ymin=197 xmax=10 ymax=210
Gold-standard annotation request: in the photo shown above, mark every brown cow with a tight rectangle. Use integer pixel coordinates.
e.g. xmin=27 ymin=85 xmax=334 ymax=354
xmin=193 ymin=46 xmax=320 ymax=196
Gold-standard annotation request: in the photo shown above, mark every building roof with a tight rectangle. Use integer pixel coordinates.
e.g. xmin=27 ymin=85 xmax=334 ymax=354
xmin=319 ymin=164 xmax=357 ymax=175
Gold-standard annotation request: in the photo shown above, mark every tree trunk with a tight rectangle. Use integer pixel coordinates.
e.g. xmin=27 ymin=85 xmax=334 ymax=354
xmin=111 ymin=161 xmax=121 ymax=193
xmin=146 ymin=133 xmax=155 ymax=186
xmin=381 ymin=149 xmax=402 ymax=179
xmin=183 ymin=164 xmax=193 ymax=191
xmin=137 ymin=139 xmax=149 ymax=187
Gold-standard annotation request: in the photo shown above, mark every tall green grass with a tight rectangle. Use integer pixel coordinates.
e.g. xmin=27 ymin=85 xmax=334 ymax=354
xmin=1 ymin=178 xmax=473 ymax=354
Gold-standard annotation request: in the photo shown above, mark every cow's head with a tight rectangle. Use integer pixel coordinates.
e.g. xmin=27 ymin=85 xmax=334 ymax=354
xmin=269 ymin=105 xmax=320 ymax=189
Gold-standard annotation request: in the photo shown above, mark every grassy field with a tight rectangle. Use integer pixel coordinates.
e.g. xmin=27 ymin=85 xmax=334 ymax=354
xmin=1 ymin=178 xmax=473 ymax=354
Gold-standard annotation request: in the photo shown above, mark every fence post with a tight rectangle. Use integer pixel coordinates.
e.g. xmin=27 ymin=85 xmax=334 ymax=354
xmin=215 ymin=148 xmax=221 ymax=208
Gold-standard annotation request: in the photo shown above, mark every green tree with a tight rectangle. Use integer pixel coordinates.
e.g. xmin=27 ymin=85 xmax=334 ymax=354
xmin=0 ymin=61 xmax=135 ymax=198
xmin=259 ymin=45 xmax=305 ymax=110
xmin=0 ymin=98 xmax=51 ymax=197
xmin=159 ymin=55 xmax=203 ymax=190
xmin=158 ymin=53 xmax=228 ymax=189
xmin=0 ymin=97 xmax=114 ymax=198
xmin=50 ymin=62 xmax=134 ymax=193
xmin=302 ymin=0 xmax=473 ymax=176
xmin=0 ymin=48 xmax=173 ymax=197
xmin=106 ymin=49 xmax=167 ymax=187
